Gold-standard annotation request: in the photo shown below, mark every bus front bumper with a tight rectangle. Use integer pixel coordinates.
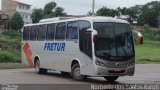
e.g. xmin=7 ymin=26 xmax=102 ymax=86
xmin=93 ymin=65 xmax=135 ymax=77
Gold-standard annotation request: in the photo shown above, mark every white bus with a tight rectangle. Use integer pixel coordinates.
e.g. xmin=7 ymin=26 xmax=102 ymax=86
xmin=22 ymin=17 xmax=141 ymax=82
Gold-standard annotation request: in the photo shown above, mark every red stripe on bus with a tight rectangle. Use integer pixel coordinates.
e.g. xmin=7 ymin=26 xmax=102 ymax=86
xmin=23 ymin=43 xmax=34 ymax=67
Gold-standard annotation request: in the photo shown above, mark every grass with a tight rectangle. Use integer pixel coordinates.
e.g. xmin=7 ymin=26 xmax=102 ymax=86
xmin=0 ymin=50 xmax=21 ymax=63
xmin=0 ymin=31 xmax=21 ymax=63
xmin=135 ymin=40 xmax=160 ymax=64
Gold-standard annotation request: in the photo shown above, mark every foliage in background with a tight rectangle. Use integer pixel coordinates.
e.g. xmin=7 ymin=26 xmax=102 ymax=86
xmin=0 ymin=50 xmax=20 ymax=63
xmin=54 ymin=7 xmax=66 ymax=17
xmin=9 ymin=12 xmax=24 ymax=31
xmin=132 ymin=32 xmax=138 ymax=45
xmin=31 ymin=9 xmax=43 ymax=23
xmin=142 ymin=24 xmax=154 ymax=40
xmin=0 ymin=31 xmax=21 ymax=63
xmin=139 ymin=1 xmax=160 ymax=27
xmin=32 ymin=1 xmax=66 ymax=23
xmin=87 ymin=11 xmax=93 ymax=16
xmin=135 ymin=41 xmax=160 ymax=64
xmin=141 ymin=24 xmax=160 ymax=41
xmin=96 ymin=7 xmax=118 ymax=17
xmin=96 ymin=1 xmax=160 ymax=27
xmin=132 ymin=24 xmax=160 ymax=63
xmin=43 ymin=1 xmax=66 ymax=18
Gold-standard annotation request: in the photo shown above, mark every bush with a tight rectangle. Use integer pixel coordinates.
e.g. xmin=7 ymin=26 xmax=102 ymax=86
xmin=142 ymin=24 xmax=154 ymax=40
xmin=0 ymin=31 xmax=21 ymax=63
xmin=132 ymin=32 xmax=138 ymax=44
xmin=0 ymin=31 xmax=21 ymax=51
xmin=153 ymin=29 xmax=160 ymax=41
xmin=1 ymin=31 xmax=21 ymax=39
xmin=0 ymin=50 xmax=20 ymax=63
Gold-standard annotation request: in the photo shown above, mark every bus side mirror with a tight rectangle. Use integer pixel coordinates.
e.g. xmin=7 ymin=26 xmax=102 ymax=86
xmin=132 ymin=30 xmax=143 ymax=44
xmin=86 ymin=28 xmax=92 ymax=32
xmin=86 ymin=28 xmax=92 ymax=34
xmin=138 ymin=36 xmax=143 ymax=44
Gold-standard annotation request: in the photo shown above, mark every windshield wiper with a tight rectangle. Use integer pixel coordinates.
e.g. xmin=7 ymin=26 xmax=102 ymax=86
xmin=103 ymin=52 xmax=112 ymax=58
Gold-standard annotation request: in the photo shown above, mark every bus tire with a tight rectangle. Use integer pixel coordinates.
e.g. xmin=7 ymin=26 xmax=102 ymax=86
xmin=35 ymin=60 xmax=47 ymax=74
xmin=104 ymin=76 xmax=119 ymax=82
xmin=71 ymin=64 xmax=87 ymax=81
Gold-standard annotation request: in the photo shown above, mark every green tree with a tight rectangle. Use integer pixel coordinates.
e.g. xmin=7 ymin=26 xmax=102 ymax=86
xmin=10 ymin=12 xmax=24 ymax=31
xmin=43 ymin=1 xmax=57 ymax=18
xmin=139 ymin=1 xmax=160 ymax=27
xmin=31 ymin=8 xmax=43 ymax=23
xmin=54 ymin=7 xmax=66 ymax=17
xmin=127 ymin=5 xmax=142 ymax=24
xmin=96 ymin=7 xmax=118 ymax=17
xmin=117 ymin=7 xmax=129 ymax=15
xmin=31 ymin=1 xmax=66 ymax=22
xmin=87 ymin=11 xmax=93 ymax=16
xmin=43 ymin=1 xmax=66 ymax=18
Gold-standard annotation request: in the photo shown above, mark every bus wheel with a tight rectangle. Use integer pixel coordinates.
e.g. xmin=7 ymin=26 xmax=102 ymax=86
xmin=71 ymin=64 xmax=87 ymax=81
xmin=35 ymin=60 xmax=47 ymax=74
xmin=104 ymin=76 xmax=119 ymax=82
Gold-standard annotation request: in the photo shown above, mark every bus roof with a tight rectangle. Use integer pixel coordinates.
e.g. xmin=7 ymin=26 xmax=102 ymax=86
xmin=24 ymin=16 xmax=129 ymax=27
xmin=39 ymin=17 xmax=76 ymax=23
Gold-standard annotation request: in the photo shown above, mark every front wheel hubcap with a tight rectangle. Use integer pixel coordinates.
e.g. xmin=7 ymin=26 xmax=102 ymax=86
xmin=35 ymin=62 xmax=39 ymax=72
xmin=74 ymin=68 xmax=80 ymax=77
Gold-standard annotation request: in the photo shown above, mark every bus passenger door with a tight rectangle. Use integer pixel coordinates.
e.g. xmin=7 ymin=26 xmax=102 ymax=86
xmin=79 ymin=21 xmax=93 ymax=75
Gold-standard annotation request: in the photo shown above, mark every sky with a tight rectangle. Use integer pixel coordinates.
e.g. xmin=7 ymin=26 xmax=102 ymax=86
xmin=2 ymin=0 xmax=160 ymax=15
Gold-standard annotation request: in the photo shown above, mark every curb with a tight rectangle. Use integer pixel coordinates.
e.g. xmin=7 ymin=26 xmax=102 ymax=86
xmin=0 ymin=63 xmax=30 ymax=69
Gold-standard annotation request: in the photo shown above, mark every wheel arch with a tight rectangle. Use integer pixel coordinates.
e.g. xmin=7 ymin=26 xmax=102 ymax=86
xmin=34 ymin=55 xmax=40 ymax=67
xmin=71 ymin=58 xmax=82 ymax=69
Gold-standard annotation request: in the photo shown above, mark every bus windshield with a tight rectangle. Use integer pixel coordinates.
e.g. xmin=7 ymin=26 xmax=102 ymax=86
xmin=93 ymin=22 xmax=134 ymax=59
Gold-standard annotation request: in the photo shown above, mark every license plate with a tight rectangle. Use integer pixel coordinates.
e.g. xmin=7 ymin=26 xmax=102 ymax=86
xmin=114 ymin=68 xmax=122 ymax=72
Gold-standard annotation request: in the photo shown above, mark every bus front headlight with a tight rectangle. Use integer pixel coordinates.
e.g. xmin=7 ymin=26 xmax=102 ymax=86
xmin=127 ymin=60 xmax=135 ymax=67
xmin=96 ymin=61 xmax=105 ymax=67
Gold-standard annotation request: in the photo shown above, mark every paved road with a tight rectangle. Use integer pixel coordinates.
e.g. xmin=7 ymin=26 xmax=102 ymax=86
xmin=0 ymin=64 xmax=159 ymax=90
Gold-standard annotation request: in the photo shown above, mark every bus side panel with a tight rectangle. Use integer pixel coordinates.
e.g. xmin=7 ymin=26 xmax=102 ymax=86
xmin=60 ymin=41 xmax=82 ymax=72
xmin=29 ymin=41 xmax=49 ymax=68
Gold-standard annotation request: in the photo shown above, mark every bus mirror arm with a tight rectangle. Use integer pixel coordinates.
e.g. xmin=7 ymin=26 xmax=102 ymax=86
xmin=132 ymin=30 xmax=143 ymax=44
xmin=86 ymin=28 xmax=93 ymax=34
xmin=86 ymin=28 xmax=93 ymax=32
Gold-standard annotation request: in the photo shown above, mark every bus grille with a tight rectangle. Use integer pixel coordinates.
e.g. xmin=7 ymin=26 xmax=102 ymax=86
xmin=106 ymin=62 xmax=128 ymax=68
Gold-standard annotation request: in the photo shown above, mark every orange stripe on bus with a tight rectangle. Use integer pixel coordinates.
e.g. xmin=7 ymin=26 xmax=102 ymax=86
xmin=23 ymin=43 xmax=34 ymax=67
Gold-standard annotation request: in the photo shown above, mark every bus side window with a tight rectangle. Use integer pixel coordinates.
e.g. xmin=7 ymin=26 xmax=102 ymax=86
xmin=79 ymin=21 xmax=92 ymax=58
xmin=37 ymin=25 xmax=46 ymax=41
xmin=55 ymin=22 xmax=66 ymax=40
xmin=66 ymin=21 xmax=78 ymax=40
xmin=23 ymin=26 xmax=30 ymax=41
xmin=30 ymin=26 xmax=38 ymax=41
xmin=46 ymin=23 xmax=56 ymax=40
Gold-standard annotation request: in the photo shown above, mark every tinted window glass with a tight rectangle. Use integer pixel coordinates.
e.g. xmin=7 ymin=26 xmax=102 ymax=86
xmin=79 ymin=21 xmax=92 ymax=58
xmin=114 ymin=23 xmax=134 ymax=57
xmin=66 ymin=21 xmax=78 ymax=40
xmin=30 ymin=26 xmax=38 ymax=41
xmin=93 ymin=22 xmax=134 ymax=59
xmin=47 ymin=23 xmax=56 ymax=40
xmin=79 ymin=21 xmax=91 ymax=51
xmin=94 ymin=23 xmax=116 ymax=58
xmin=55 ymin=22 xmax=66 ymax=40
xmin=37 ymin=25 xmax=46 ymax=41
xmin=79 ymin=21 xmax=91 ymax=32
xmin=23 ymin=26 xmax=30 ymax=40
